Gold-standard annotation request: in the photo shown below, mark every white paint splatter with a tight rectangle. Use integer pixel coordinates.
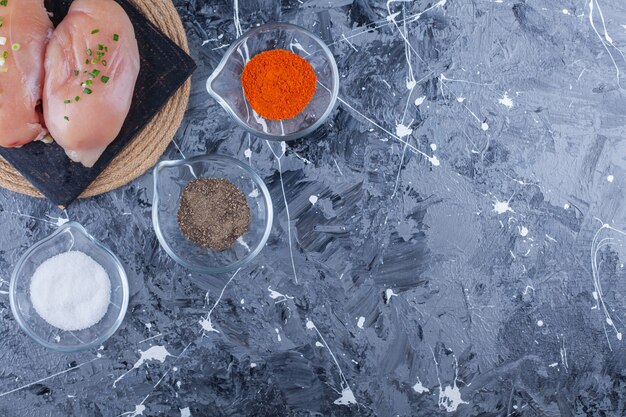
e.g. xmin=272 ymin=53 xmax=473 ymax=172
xmin=248 ymin=188 xmax=260 ymax=198
xmin=498 ymin=92 xmax=514 ymax=108
xmin=430 ymin=143 xmax=437 ymax=151
xmin=237 ymin=237 xmax=250 ymax=252
xmin=266 ymin=141 xmax=298 ymax=283
xmin=537 ymin=320 xmax=544 ymax=327
xmin=120 ymin=404 xmax=145 ymax=417
xmin=607 ymin=175 xmax=614 ymax=182
xmin=456 ymin=96 xmax=465 ymax=103
xmin=233 ymin=0 xmax=243 ymax=37
xmin=198 ymin=317 xmax=217 ymax=333
xmin=250 ymin=363 xmax=257 ymax=368
xmin=395 ymin=124 xmax=413 ymax=138
xmin=306 ymin=319 xmax=356 ymax=406
xmin=519 ymin=226 xmax=529 ymax=237
xmin=199 ymin=269 xmax=241 ymax=334
xmin=559 ymin=337 xmax=568 ymax=370
xmin=589 ymin=222 xmax=626 ymax=348
xmin=46 ymin=210 xmax=70 ymax=227
xmin=431 ymin=349 xmax=468 ymax=412
xmin=113 ymin=346 xmax=172 ymax=387
xmin=289 ymin=41 xmax=310 ymax=54
xmin=275 ymin=328 xmax=282 ymax=342
xmin=481 ymin=121 xmax=489 ymax=131
xmin=357 ymin=317 xmax=365 ymax=329
xmin=334 ymin=387 xmax=357 ymax=406
xmin=562 ymin=9 xmax=570 ymax=15
xmin=386 ymin=11 xmax=402 ymax=22
xmin=564 ymin=203 xmax=570 ymax=209
xmin=244 ymin=148 xmax=252 ymax=159
xmin=588 ymin=0 xmax=625 ymax=87
xmin=309 ymin=195 xmax=319 ymax=205
xmin=429 ymin=155 xmax=441 ymax=166
xmin=414 ymin=96 xmax=426 ymax=106
xmin=413 ymin=377 xmax=430 ymax=394
xmin=493 ymin=199 xmax=514 ymax=214
xmin=267 ymin=286 xmax=294 ymax=304
xmin=332 ymin=96 xmax=438 ymax=166
xmin=315 ymin=341 xmax=324 ymax=347
xmin=180 ymin=407 xmax=192 ymax=417
xmin=438 ymin=384 xmax=467 ymax=412
xmin=385 ymin=288 xmax=398 ymax=304
xmin=548 ymin=362 xmax=559 ymax=367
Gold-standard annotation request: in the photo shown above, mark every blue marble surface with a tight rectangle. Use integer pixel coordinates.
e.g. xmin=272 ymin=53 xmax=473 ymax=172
xmin=1 ymin=0 xmax=626 ymax=416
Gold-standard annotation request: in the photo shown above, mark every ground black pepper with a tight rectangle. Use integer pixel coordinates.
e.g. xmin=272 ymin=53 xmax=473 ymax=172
xmin=177 ymin=178 xmax=251 ymax=250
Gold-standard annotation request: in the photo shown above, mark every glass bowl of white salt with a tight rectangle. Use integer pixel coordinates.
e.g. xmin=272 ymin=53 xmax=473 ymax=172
xmin=9 ymin=222 xmax=129 ymax=352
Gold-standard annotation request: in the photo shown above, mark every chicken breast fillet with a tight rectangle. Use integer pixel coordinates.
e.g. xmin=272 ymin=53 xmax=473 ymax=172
xmin=0 ymin=0 xmax=53 ymax=147
xmin=44 ymin=0 xmax=140 ymax=167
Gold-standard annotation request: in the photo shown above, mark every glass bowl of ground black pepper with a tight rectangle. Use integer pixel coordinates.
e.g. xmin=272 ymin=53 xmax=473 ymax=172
xmin=152 ymin=154 xmax=273 ymax=273
xmin=206 ymin=23 xmax=339 ymax=141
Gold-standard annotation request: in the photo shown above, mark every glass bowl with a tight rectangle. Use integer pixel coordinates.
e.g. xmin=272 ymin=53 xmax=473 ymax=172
xmin=206 ymin=22 xmax=339 ymax=141
xmin=152 ymin=154 xmax=273 ymax=273
xmin=9 ymin=222 xmax=129 ymax=352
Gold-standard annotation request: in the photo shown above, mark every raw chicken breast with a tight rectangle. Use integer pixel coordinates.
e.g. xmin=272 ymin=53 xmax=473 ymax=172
xmin=0 ymin=0 xmax=53 ymax=147
xmin=44 ymin=0 xmax=140 ymax=167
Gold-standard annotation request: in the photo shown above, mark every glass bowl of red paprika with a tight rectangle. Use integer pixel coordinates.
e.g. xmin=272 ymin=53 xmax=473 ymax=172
xmin=207 ymin=23 xmax=339 ymax=141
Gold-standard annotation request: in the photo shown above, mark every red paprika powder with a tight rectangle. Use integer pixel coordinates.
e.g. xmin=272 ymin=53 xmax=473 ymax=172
xmin=241 ymin=49 xmax=317 ymax=120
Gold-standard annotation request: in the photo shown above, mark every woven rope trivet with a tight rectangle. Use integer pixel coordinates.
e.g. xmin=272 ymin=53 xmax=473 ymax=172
xmin=0 ymin=0 xmax=191 ymax=199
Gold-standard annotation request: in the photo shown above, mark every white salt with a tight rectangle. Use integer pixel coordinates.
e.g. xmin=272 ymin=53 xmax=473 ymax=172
xmin=30 ymin=251 xmax=111 ymax=331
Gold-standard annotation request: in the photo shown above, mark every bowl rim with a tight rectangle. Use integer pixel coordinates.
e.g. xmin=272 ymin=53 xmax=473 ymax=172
xmin=152 ymin=154 xmax=274 ymax=274
xmin=206 ymin=22 xmax=340 ymax=141
xmin=9 ymin=221 xmax=129 ymax=353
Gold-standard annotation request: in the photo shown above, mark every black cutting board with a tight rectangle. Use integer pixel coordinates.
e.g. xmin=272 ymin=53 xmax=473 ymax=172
xmin=0 ymin=0 xmax=196 ymax=207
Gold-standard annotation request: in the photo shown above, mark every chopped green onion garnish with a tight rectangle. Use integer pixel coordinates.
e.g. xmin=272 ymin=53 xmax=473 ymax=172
xmin=0 ymin=17 xmax=3 ymax=29
xmin=87 ymin=49 xmax=92 ymax=56
xmin=74 ymin=70 xmax=79 ymax=76
xmin=64 ymin=116 xmax=69 ymax=121
xmin=74 ymin=96 xmax=80 ymax=102
xmin=64 ymin=99 xmax=70 ymax=104
xmin=92 ymin=69 xmax=100 ymax=76
xmin=85 ymin=79 xmax=92 ymax=86
xmin=83 ymin=88 xmax=92 ymax=94
xmin=101 ymin=75 xmax=110 ymax=83
xmin=98 ymin=44 xmax=104 ymax=51
xmin=2 ymin=51 xmax=8 ymax=59
xmin=113 ymin=34 xmax=119 ymax=42
xmin=0 ymin=1 xmax=7 ymax=6
xmin=91 ymin=29 xmax=100 ymax=34
xmin=102 ymin=60 xmax=107 ymax=66
xmin=85 ymin=59 xmax=89 ymax=64
xmin=11 ymin=43 xmax=19 ymax=51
